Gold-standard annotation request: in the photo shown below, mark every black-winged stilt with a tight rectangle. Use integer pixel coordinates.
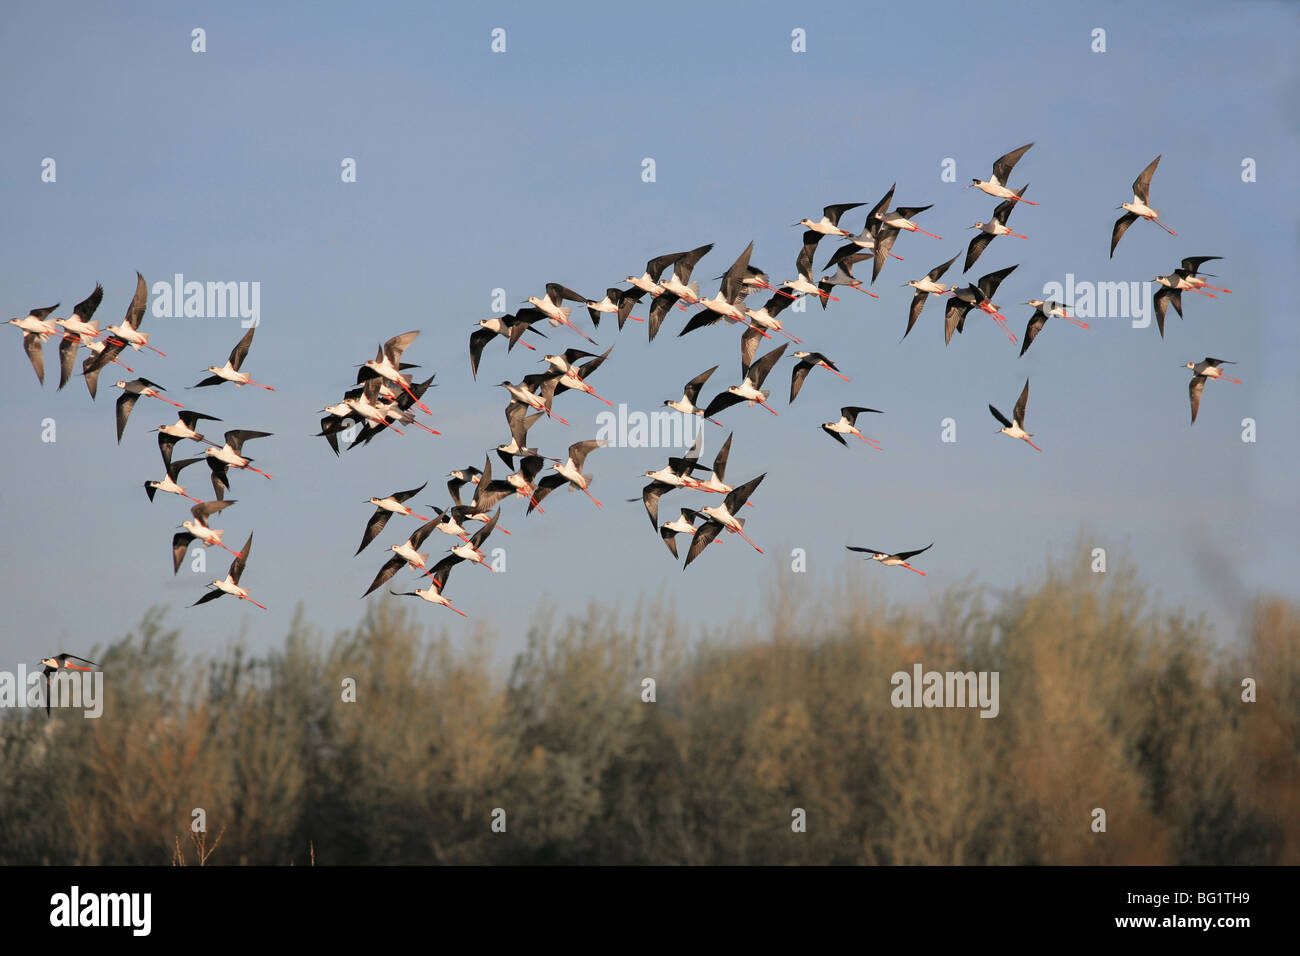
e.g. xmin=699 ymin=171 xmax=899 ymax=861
xmin=1110 ymin=155 xmax=1175 ymax=257
xmin=989 ymin=379 xmax=1041 ymax=451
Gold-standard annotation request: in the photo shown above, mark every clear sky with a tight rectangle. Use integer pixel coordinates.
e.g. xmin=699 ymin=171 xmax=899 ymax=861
xmin=2 ymin=1 xmax=1297 ymax=668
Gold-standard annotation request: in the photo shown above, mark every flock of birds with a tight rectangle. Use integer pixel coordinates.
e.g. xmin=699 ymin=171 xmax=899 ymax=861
xmin=8 ymin=143 xmax=1241 ymax=624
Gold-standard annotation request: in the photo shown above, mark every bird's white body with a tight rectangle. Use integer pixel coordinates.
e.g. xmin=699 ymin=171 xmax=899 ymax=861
xmin=183 ymin=519 xmax=224 ymax=548
xmin=660 ymin=275 xmax=700 ymax=303
xmin=701 ymin=502 xmax=742 ymax=533
xmin=554 ymin=458 xmax=589 ymax=489
xmin=825 ymin=417 xmax=863 ymax=438
xmin=973 ymin=180 xmax=1018 ymax=200
xmin=206 ymin=444 xmax=250 ymax=468
xmin=998 ymin=423 xmax=1033 ymax=442
xmin=210 ymin=575 xmax=250 ymax=600
xmin=1122 ymin=196 xmax=1159 ymax=219
xmin=665 ymin=395 xmax=705 ymax=415
xmin=206 ymin=362 xmax=252 ymax=385
xmin=799 ymin=217 xmax=851 ymax=237
xmin=527 ymin=296 xmax=570 ymax=324
xmin=370 ymin=495 xmax=414 ymax=515
xmin=627 ymin=273 xmax=663 ymax=296
xmin=974 ymin=220 xmax=1015 ymax=237
xmin=908 ymin=276 xmax=953 ymax=295
xmin=105 ymin=323 xmax=148 ymax=349
xmin=696 ymin=293 xmax=747 ymax=322
xmin=782 ymin=275 xmax=821 ymax=297
xmin=729 ymin=382 xmax=768 ymax=404
xmin=151 ymin=475 xmax=191 ymax=499
xmin=10 ymin=316 xmax=57 ymax=337
xmin=391 ymin=541 xmax=429 ymax=569
xmin=55 ymin=315 xmax=98 ymax=338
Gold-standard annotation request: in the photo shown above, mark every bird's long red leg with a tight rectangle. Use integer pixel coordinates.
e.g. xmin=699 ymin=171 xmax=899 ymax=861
xmin=583 ymin=488 xmax=602 ymax=507
xmin=243 ymin=465 xmax=274 ymax=479
xmin=1011 ymin=196 xmax=1039 ymax=205
xmin=146 ymin=345 xmax=167 ymax=356
xmin=1023 ymin=438 xmax=1042 ymax=452
xmin=913 ymin=228 xmax=943 ymax=240
xmin=243 ymin=596 xmax=268 ymax=610
xmin=400 ymin=381 xmax=431 ymax=414
xmin=758 ymin=400 xmax=779 ymax=416
xmin=444 ymin=602 xmax=468 ymax=617
xmin=1151 ymin=217 xmax=1176 ymax=235
xmin=849 ymin=284 xmax=880 ymax=298
xmin=1063 ymin=313 xmax=1089 ymax=329
xmin=585 ymin=387 xmax=613 ymax=407
xmin=376 ymin=419 xmax=404 ymax=434
xmin=543 ymin=408 xmax=569 ymax=426
xmin=902 ymin=563 xmax=927 ymax=575
xmin=154 ymin=394 xmax=185 ymax=408
xmin=734 ymin=526 xmax=763 ymax=553
xmin=248 ymin=380 xmax=276 ymax=391
xmin=411 ymin=420 xmax=441 ymax=435
xmin=184 ymin=492 xmax=202 ymax=503
xmin=1201 ymin=284 xmax=1231 ymax=293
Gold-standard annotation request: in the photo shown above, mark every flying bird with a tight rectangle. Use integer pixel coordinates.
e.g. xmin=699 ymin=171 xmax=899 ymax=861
xmin=114 ymin=379 xmax=183 ymax=443
xmin=1185 ymin=358 xmax=1241 ymax=424
xmin=989 ymin=379 xmax=1041 ymax=451
xmin=901 ymin=252 xmax=961 ymax=340
xmin=964 ymin=186 xmax=1029 ymax=273
xmin=173 ymin=499 xmax=240 ymax=571
xmin=1019 ymin=299 xmax=1088 ymax=356
xmin=969 ymin=144 xmax=1037 ymax=203
xmin=193 ymin=325 xmax=275 ymax=390
xmin=820 ymin=406 xmax=882 ymax=448
xmin=356 ymin=482 xmax=430 ymax=555
xmin=192 ymin=532 xmax=264 ymax=609
xmin=846 ymin=542 xmax=933 ymax=575
xmin=389 ymin=554 xmax=466 ymax=616
xmin=1110 ymin=155 xmax=1176 ymax=257
xmin=39 ymin=654 xmax=99 ymax=716
xmin=789 ymin=352 xmax=849 ymax=403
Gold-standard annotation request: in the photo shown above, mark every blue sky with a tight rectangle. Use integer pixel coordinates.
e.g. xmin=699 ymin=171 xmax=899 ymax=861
xmin=2 ymin=1 xmax=1297 ymax=668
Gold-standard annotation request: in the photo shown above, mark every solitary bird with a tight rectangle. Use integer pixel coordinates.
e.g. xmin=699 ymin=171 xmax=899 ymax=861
xmin=193 ymin=325 xmax=275 ymax=390
xmin=192 ymin=532 xmax=265 ymax=609
xmin=789 ymin=352 xmax=849 ymax=403
xmin=356 ymin=482 xmax=429 ymax=555
xmin=968 ymin=143 xmax=1037 ymax=203
xmin=1185 ymin=358 xmax=1241 ymax=424
xmin=846 ymin=542 xmax=933 ymax=575
xmin=989 ymin=379 xmax=1041 ymax=451
xmin=103 ymin=273 xmax=163 ymax=355
xmin=39 ymin=654 xmax=99 ymax=716
xmin=114 ymin=378 xmax=183 ymax=443
xmin=205 ymin=429 xmax=274 ymax=498
xmin=1110 ymin=155 xmax=1176 ymax=257
xmin=1019 ymin=299 xmax=1088 ymax=356
xmin=389 ymin=554 xmax=466 ymax=616
xmin=172 ymin=499 xmax=241 ymax=571
xmin=820 ymin=406 xmax=882 ymax=449
xmin=702 ymin=342 xmax=788 ymax=419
